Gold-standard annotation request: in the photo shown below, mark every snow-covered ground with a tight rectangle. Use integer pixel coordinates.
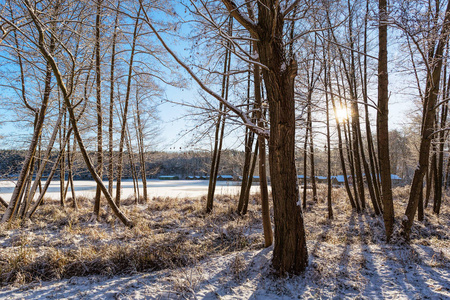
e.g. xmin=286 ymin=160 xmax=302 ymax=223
xmin=0 ymin=179 xmax=265 ymax=201
xmin=0 ymin=186 xmax=449 ymax=299
xmin=1 ymin=242 xmax=449 ymax=299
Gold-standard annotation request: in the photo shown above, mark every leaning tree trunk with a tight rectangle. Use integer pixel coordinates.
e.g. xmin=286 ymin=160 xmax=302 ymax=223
xmin=0 ymin=197 xmax=7 ymax=209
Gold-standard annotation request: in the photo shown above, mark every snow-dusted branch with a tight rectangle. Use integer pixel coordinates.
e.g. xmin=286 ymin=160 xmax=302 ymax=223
xmin=221 ymin=0 xmax=259 ymax=38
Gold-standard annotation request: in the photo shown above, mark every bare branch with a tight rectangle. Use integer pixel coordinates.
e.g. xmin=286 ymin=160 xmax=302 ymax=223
xmin=221 ymin=0 xmax=259 ymax=38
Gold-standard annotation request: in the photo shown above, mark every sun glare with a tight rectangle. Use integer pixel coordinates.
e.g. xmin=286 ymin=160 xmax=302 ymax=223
xmin=335 ymin=106 xmax=349 ymax=122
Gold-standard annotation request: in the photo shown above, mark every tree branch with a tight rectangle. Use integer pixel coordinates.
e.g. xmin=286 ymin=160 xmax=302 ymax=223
xmin=221 ymin=0 xmax=259 ymax=38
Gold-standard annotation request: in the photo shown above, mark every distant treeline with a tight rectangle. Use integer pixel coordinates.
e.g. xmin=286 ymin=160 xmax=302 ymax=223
xmin=0 ymin=149 xmax=247 ymax=180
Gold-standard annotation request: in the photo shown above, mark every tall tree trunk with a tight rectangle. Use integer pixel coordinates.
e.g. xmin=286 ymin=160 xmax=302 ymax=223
xmin=94 ymin=0 xmax=104 ymax=219
xmin=60 ymin=98 xmax=66 ymax=208
xmin=108 ymin=1 xmax=120 ymax=196
xmin=135 ymin=97 xmax=148 ymax=202
xmin=402 ymin=0 xmax=450 ymax=239
xmin=206 ymin=17 xmax=232 ymax=213
xmin=308 ymin=97 xmax=317 ymax=203
xmin=116 ymin=8 xmax=140 ymax=207
xmin=126 ymin=127 xmax=139 ymax=202
xmin=27 ymin=128 xmax=73 ymax=218
xmin=256 ymin=7 xmax=307 ymax=274
xmin=434 ymin=98 xmax=448 ymax=215
xmin=324 ymin=44 xmax=333 ymax=219
xmin=238 ymin=55 xmax=255 ymax=214
xmin=378 ymin=0 xmax=395 ymax=241
xmin=362 ymin=0 xmax=382 ymax=212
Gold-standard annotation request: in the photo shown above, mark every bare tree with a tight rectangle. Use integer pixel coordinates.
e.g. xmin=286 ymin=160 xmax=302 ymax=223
xmin=139 ymin=0 xmax=308 ymax=274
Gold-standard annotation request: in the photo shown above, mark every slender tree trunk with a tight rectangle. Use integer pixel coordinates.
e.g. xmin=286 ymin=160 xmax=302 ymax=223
xmin=94 ymin=0 xmax=104 ymax=219
xmin=434 ymin=101 xmax=447 ymax=215
xmin=425 ymin=155 xmax=435 ymax=208
xmin=242 ymin=140 xmax=258 ymax=215
xmin=126 ymin=126 xmax=139 ymax=202
xmin=238 ymin=130 xmax=254 ymax=213
xmin=116 ymin=9 xmax=140 ymax=207
xmin=254 ymin=60 xmax=272 ymax=247
xmin=206 ymin=18 xmax=232 ymax=213
xmin=60 ymin=99 xmax=66 ymax=208
xmin=330 ymin=91 xmax=357 ymax=210
xmin=302 ymin=125 xmax=309 ymax=209
xmin=343 ymin=105 xmax=361 ymax=211
xmin=362 ymin=0 xmax=382 ymax=212
xmin=0 ymin=197 xmax=7 ymax=208
xmin=67 ymin=134 xmax=78 ymax=210
xmin=19 ymin=101 xmax=66 ymax=217
xmin=308 ymin=97 xmax=317 ymax=203
xmin=27 ymin=128 xmax=73 ymax=218
xmin=324 ymin=45 xmax=333 ymax=219
xmin=378 ymin=0 xmax=395 ymax=241
xmin=418 ymin=183 xmax=424 ymax=221
xmin=108 ymin=1 xmax=120 ymax=197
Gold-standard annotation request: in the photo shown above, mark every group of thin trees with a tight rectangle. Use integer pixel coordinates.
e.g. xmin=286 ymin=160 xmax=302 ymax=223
xmin=1 ymin=0 xmax=450 ymax=276
xmin=0 ymin=0 xmax=164 ymax=226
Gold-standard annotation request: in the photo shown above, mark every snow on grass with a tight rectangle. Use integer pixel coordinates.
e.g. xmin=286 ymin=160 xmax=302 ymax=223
xmin=0 ymin=186 xmax=449 ymax=299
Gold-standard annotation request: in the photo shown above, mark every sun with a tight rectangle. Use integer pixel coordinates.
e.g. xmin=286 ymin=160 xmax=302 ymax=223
xmin=335 ymin=105 xmax=349 ymax=122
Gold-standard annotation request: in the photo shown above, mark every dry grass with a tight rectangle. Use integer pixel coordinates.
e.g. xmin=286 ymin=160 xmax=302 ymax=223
xmin=0 ymin=193 xmax=264 ymax=286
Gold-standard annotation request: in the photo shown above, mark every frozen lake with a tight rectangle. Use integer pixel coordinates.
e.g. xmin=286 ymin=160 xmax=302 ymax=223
xmin=0 ymin=179 xmax=266 ymax=201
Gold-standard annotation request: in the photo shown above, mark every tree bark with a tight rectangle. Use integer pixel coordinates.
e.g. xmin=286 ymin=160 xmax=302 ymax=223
xmin=378 ymin=0 xmax=394 ymax=241
xmin=108 ymin=1 xmax=120 ymax=196
xmin=94 ymin=0 xmax=104 ymax=219
xmin=256 ymin=2 xmax=308 ymax=273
